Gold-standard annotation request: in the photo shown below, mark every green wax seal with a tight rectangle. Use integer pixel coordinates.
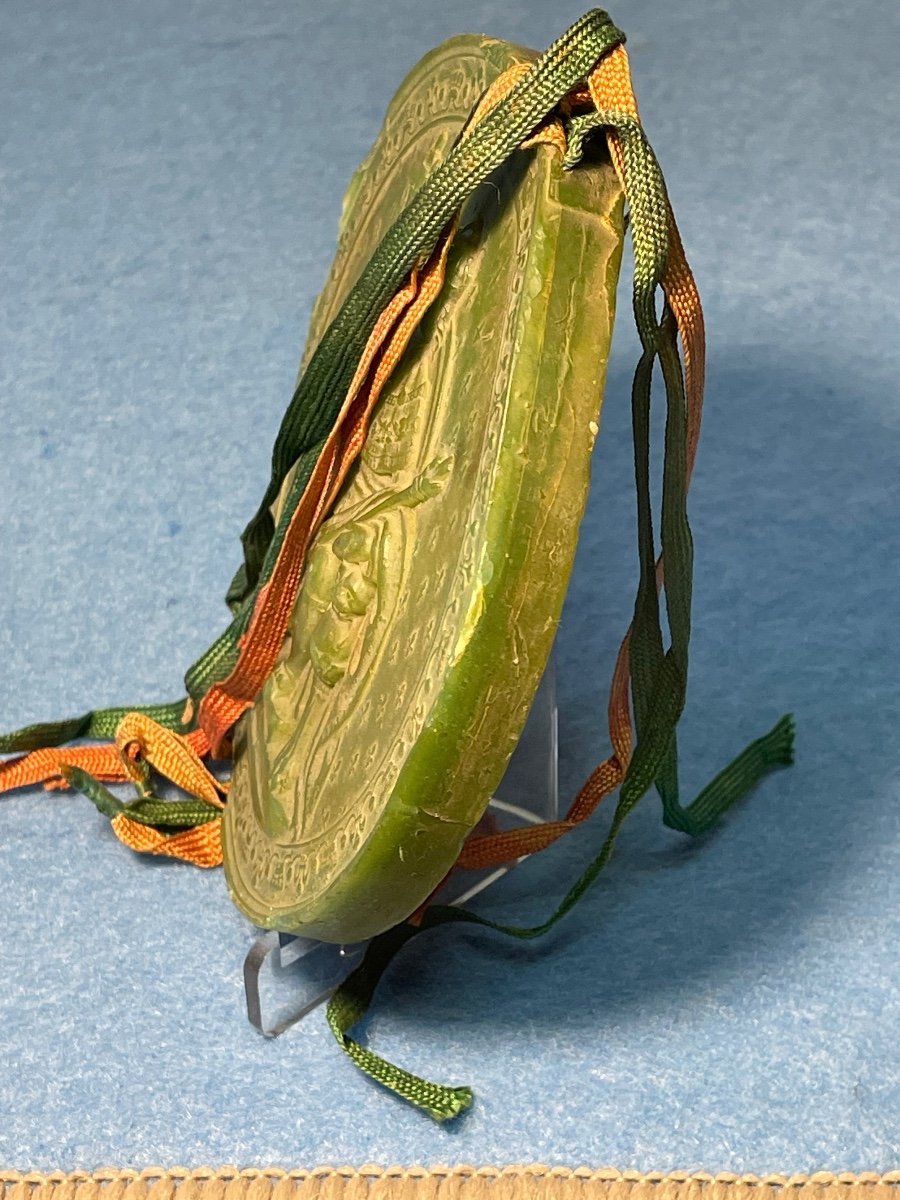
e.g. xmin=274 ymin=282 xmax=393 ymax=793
xmin=222 ymin=33 xmax=625 ymax=943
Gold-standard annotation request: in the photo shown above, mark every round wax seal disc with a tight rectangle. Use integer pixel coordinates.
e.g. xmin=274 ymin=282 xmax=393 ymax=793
xmin=223 ymin=33 xmax=625 ymax=942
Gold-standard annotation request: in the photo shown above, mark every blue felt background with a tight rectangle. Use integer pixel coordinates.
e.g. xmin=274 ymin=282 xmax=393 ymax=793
xmin=1 ymin=0 xmax=898 ymax=1175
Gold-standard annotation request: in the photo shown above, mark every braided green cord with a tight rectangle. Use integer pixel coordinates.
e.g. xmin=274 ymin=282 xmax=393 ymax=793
xmin=183 ymin=438 xmax=327 ymax=700
xmin=0 ymin=699 xmax=191 ymax=755
xmin=122 ymin=797 xmax=221 ymax=828
xmin=60 ymin=767 xmax=124 ymax=819
xmin=63 ymin=766 xmax=221 ymax=829
xmin=326 ymin=923 xmax=473 ymax=1122
xmin=2 ymin=13 xmax=627 ymax=732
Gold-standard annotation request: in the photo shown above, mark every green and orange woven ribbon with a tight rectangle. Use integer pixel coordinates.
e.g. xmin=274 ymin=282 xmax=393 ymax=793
xmin=0 ymin=11 xmax=793 ymax=1119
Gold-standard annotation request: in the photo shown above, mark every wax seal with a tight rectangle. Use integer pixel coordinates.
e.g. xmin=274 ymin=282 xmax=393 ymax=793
xmin=223 ymin=34 xmax=625 ymax=942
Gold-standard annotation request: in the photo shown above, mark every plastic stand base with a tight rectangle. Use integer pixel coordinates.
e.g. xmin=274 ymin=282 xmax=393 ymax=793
xmin=243 ymin=650 xmax=559 ymax=1037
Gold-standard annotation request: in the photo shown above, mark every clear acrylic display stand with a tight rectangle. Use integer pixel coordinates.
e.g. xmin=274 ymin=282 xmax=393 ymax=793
xmin=243 ymin=649 xmax=559 ymax=1037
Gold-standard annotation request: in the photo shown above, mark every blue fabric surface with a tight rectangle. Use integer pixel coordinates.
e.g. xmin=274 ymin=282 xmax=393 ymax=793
xmin=1 ymin=0 xmax=898 ymax=1175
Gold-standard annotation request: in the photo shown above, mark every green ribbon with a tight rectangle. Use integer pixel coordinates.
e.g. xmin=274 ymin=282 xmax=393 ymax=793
xmin=326 ymin=922 xmax=473 ymax=1121
xmin=189 ymin=8 xmax=631 ymax=694
xmin=62 ymin=766 xmax=221 ymax=828
xmin=0 ymin=699 xmax=192 ymax=755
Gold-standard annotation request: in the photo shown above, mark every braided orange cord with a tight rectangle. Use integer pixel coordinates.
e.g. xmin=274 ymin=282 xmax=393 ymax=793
xmin=1 ymin=107 xmax=467 ymax=857
xmin=0 ymin=742 xmax=131 ymax=794
xmin=662 ymin=208 xmax=705 ymax=476
xmin=111 ymin=811 xmax=223 ymax=867
xmin=109 ymin=718 xmax=225 ymax=865
xmin=1 ymin=72 xmax=518 ymax=817
xmin=472 ymin=62 xmax=531 ymax=123
xmin=457 ymin=636 xmax=632 ymax=869
xmin=197 ymin=229 xmax=455 ymax=755
xmin=589 ymin=44 xmax=640 ymax=120
xmin=0 ymin=722 xmax=212 ymax=794
xmin=0 ymin=712 xmax=223 ymax=865
xmin=108 ymin=717 xmax=224 ymax=866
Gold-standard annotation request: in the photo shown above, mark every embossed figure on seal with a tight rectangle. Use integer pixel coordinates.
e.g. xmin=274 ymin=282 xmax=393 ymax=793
xmin=258 ymin=380 xmax=452 ymax=842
